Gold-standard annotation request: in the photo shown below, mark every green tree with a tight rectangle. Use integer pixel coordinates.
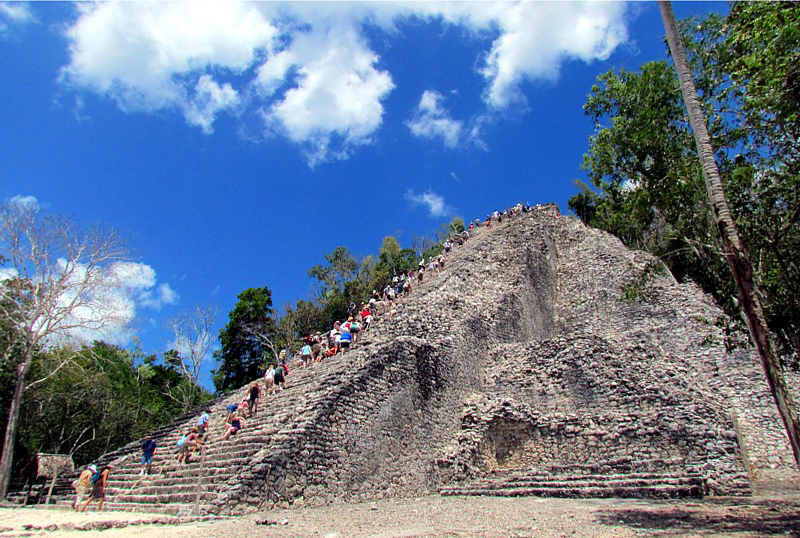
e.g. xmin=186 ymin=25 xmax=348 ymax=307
xmin=660 ymin=0 xmax=800 ymax=468
xmin=0 ymin=202 xmax=129 ymax=498
xmin=307 ymin=247 xmax=358 ymax=294
xmin=15 ymin=342 xmax=210 ymax=472
xmin=212 ymin=287 xmax=277 ymax=393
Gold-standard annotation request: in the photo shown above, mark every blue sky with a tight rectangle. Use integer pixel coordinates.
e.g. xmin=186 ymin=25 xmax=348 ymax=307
xmin=0 ymin=1 xmax=727 ymax=388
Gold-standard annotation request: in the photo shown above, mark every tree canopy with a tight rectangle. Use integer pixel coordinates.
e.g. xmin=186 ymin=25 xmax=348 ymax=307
xmin=570 ymin=2 xmax=800 ymax=359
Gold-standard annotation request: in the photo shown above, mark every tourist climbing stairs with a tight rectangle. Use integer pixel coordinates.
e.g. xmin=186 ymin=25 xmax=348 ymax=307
xmin=39 ymin=355 xmax=352 ymax=515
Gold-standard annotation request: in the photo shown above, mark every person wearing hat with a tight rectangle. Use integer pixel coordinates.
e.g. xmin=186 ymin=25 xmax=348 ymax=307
xmin=80 ymin=463 xmax=113 ymax=512
xmin=140 ymin=435 xmax=157 ymax=476
xmin=71 ymin=464 xmax=95 ymax=510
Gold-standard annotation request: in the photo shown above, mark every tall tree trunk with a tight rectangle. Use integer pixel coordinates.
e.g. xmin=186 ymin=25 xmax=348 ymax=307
xmin=0 ymin=348 xmax=33 ymax=499
xmin=659 ymin=0 xmax=800 ymax=469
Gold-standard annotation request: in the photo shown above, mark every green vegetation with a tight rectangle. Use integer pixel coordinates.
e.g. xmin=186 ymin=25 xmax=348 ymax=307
xmin=0 ymin=340 xmax=211 ymax=478
xmin=620 ymin=262 xmax=665 ymax=304
xmin=211 ymin=217 xmax=467 ymax=393
xmin=570 ymin=2 xmax=800 ymax=362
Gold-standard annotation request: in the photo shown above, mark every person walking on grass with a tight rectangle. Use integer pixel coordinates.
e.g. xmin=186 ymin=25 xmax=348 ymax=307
xmin=72 ymin=464 xmax=95 ymax=510
xmin=80 ymin=464 xmax=112 ymax=512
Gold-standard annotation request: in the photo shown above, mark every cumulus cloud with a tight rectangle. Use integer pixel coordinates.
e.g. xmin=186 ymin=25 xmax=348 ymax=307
xmin=261 ymin=23 xmax=395 ymax=166
xmin=407 ymin=90 xmax=463 ymax=148
xmin=419 ymin=1 xmax=629 ymax=108
xmin=61 ymin=1 xmax=276 ymax=132
xmin=404 ymin=189 xmax=452 ymax=218
xmin=43 ymin=261 xmax=179 ymax=345
xmin=60 ymin=1 xmax=629 ymax=163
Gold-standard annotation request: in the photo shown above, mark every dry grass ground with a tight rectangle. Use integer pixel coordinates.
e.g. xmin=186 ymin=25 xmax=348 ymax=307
xmin=1 ymin=494 xmax=798 ymax=537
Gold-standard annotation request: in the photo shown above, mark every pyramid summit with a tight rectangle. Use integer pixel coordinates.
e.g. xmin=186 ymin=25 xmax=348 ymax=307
xmin=32 ymin=206 xmax=800 ymax=514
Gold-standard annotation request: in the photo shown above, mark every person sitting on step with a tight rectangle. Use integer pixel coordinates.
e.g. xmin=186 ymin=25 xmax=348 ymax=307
xmin=221 ymin=413 xmax=245 ymax=441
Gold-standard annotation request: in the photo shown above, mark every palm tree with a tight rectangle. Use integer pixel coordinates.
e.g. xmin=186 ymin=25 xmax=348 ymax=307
xmin=659 ymin=0 xmax=800 ymax=468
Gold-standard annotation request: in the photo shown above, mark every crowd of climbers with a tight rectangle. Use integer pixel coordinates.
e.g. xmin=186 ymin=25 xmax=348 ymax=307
xmin=71 ymin=202 xmax=545 ymax=509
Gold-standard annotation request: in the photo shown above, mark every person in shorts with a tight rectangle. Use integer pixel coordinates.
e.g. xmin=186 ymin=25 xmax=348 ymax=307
xmin=273 ymin=362 xmax=286 ymax=391
xmin=339 ymin=330 xmax=352 ymax=353
xmin=197 ymin=409 xmax=211 ymax=434
xmin=264 ymin=365 xmax=275 ymax=393
xmin=72 ymin=464 xmax=95 ymax=510
xmin=140 ymin=435 xmax=156 ymax=475
xmin=80 ymin=464 xmax=112 ymax=512
xmin=247 ymin=382 xmax=261 ymax=417
xmin=221 ymin=413 xmax=244 ymax=440
xmin=177 ymin=428 xmax=204 ymax=464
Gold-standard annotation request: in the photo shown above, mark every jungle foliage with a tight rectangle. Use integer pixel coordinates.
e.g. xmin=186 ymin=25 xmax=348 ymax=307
xmin=0 ymin=339 xmax=211 ymax=475
xmin=570 ymin=2 xmax=800 ymax=361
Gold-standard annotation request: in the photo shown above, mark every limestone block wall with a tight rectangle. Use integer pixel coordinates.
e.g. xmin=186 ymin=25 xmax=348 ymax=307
xmin=217 ymin=209 xmax=799 ymax=511
xmin=63 ymin=207 xmax=798 ymax=514
xmin=213 ymin=211 xmax=560 ymax=510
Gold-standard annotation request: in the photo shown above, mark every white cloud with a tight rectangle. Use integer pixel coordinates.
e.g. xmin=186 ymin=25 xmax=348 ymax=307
xmin=6 ymin=195 xmax=40 ymax=210
xmin=140 ymin=283 xmax=180 ymax=310
xmin=60 ymin=1 xmax=629 ymax=163
xmin=390 ymin=1 xmax=629 ymax=109
xmin=0 ymin=2 xmax=34 ymax=38
xmin=261 ymin=23 xmax=395 ymax=166
xmin=50 ymin=261 xmax=179 ymax=345
xmin=407 ymin=90 xmax=463 ymax=148
xmin=184 ymin=74 xmax=240 ymax=134
xmin=0 ymin=267 xmax=18 ymax=281
xmin=404 ymin=189 xmax=452 ymax=218
xmin=61 ymin=1 xmax=276 ymax=131
xmin=0 ymin=2 xmax=32 ymax=21
xmin=476 ymin=2 xmax=628 ymax=108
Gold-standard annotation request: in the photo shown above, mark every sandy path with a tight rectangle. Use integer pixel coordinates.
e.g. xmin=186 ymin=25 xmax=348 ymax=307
xmin=1 ymin=494 xmax=798 ymax=537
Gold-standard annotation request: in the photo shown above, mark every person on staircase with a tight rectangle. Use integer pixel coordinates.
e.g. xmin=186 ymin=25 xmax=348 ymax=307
xmin=247 ymin=382 xmax=262 ymax=417
xmin=197 ymin=409 xmax=211 ymax=435
xmin=140 ymin=435 xmax=157 ymax=476
xmin=71 ymin=464 xmax=95 ymax=510
xmin=177 ymin=428 xmax=204 ymax=464
xmin=80 ymin=464 xmax=112 ymax=512
xmin=273 ymin=361 xmax=286 ymax=392
xmin=221 ymin=413 xmax=245 ymax=441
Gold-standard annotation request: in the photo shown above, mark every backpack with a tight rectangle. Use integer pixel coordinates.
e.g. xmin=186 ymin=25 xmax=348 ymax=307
xmin=90 ymin=470 xmax=103 ymax=484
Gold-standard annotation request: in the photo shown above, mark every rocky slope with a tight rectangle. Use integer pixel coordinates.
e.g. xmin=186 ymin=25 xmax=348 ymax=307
xmin=28 ymin=206 xmax=800 ymax=514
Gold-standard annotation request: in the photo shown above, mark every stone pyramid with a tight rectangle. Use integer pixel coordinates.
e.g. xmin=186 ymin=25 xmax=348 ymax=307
xmin=37 ymin=206 xmax=800 ymax=515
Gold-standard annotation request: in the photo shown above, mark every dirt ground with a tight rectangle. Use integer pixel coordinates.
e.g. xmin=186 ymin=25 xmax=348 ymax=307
xmin=1 ymin=494 xmax=798 ymax=538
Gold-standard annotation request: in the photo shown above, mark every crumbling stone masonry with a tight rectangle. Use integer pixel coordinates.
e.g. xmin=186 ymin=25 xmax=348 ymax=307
xmin=35 ymin=207 xmax=800 ymax=514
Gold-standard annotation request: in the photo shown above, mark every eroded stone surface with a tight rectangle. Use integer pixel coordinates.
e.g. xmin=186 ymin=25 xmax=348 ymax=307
xmin=27 ymin=208 xmax=800 ymax=514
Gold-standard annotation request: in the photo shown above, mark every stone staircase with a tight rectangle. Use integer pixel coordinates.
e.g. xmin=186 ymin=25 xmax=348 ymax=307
xmin=440 ymin=468 xmax=704 ymax=499
xmin=439 ymin=458 xmax=726 ymax=499
xmin=39 ymin=348 xmax=372 ymax=514
xmin=11 ymin=207 xmax=796 ymax=513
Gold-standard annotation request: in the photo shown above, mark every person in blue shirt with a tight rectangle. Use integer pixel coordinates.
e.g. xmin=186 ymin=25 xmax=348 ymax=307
xmin=140 ymin=435 xmax=157 ymax=476
xmin=339 ymin=330 xmax=352 ymax=353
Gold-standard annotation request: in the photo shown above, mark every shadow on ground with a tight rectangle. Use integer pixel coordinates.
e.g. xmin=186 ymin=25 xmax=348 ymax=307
xmin=596 ymin=498 xmax=800 ymax=537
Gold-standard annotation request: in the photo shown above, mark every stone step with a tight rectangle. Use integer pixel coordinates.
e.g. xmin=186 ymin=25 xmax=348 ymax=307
xmin=108 ymin=482 xmax=225 ymax=496
xmin=73 ymin=501 xmax=203 ymax=516
xmin=462 ymin=476 xmax=703 ymax=491
xmin=485 ymin=471 xmax=701 ymax=484
xmin=112 ymin=491 xmax=217 ymax=504
xmin=440 ymin=483 xmax=703 ymax=499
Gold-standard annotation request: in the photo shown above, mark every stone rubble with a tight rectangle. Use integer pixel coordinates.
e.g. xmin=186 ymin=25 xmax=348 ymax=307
xmin=25 ymin=206 xmax=800 ymax=514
